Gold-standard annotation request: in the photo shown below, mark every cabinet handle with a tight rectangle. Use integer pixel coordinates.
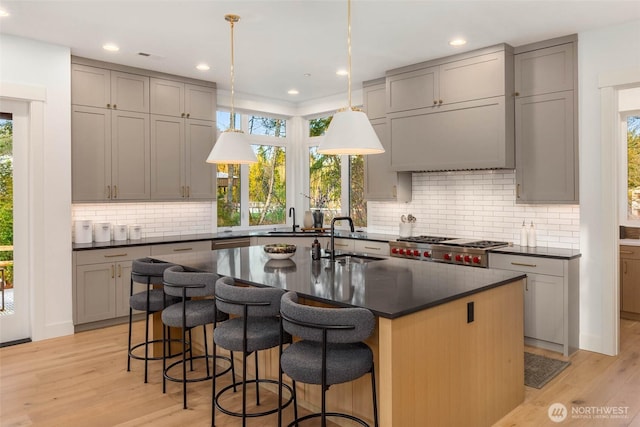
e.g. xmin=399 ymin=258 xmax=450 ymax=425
xmin=104 ymin=253 xmax=128 ymax=258
xmin=511 ymin=262 xmax=537 ymax=268
xmin=107 ymin=103 xmax=111 ymax=109
xmin=186 ymin=186 xmax=190 ymax=198
xmin=113 ymin=104 xmax=117 ymax=109
xmin=111 ymin=265 xmax=114 ymax=278
xmin=181 ymin=113 xmax=186 ymax=118
xmin=363 ymin=246 xmax=380 ymax=251
xmin=186 ymin=113 xmax=190 ymax=118
xmin=113 ymin=185 xmax=118 ymax=199
xmin=620 ymin=250 xmax=634 ymax=254
xmin=525 ymin=280 xmax=528 ymax=291
xmin=433 ymin=100 xmax=438 ymax=105
xmin=106 ymin=185 xmax=111 ymax=199
xmin=118 ymin=264 xmax=122 ymax=277
xmin=173 ymin=248 xmax=193 ymax=252
xmin=438 ymin=99 xmax=443 ymax=105
xmin=516 ymin=184 xmax=521 ymax=199
xmin=624 ymin=261 xmax=627 ymax=275
xmin=513 ymin=92 xmax=520 ymax=97
xmin=181 ymin=186 xmax=185 ymax=198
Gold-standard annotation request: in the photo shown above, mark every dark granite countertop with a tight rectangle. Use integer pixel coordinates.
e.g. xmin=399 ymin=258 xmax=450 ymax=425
xmin=72 ymin=229 xmax=397 ymax=251
xmin=489 ymin=245 xmax=581 ymax=260
xmin=155 ymin=246 xmax=526 ymax=319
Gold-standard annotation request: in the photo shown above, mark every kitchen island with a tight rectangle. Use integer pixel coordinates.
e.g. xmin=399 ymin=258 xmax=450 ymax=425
xmin=156 ymin=245 xmax=526 ymax=427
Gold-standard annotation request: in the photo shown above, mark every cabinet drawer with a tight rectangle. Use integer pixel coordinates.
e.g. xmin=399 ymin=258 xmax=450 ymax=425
xmin=620 ymin=245 xmax=640 ymax=260
xmin=76 ymin=246 xmax=150 ymax=265
xmin=333 ymin=239 xmax=355 ymax=252
xmin=354 ymin=240 xmax=389 ymax=255
xmin=150 ymin=240 xmax=211 ymax=256
xmin=489 ymin=253 xmax=563 ymax=276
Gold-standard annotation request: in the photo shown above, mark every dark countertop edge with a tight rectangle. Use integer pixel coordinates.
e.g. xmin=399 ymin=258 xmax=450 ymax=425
xmin=208 ymin=269 xmax=527 ymax=320
xmin=489 ymin=245 xmax=581 ymax=260
xmin=72 ymin=230 xmax=397 ymax=251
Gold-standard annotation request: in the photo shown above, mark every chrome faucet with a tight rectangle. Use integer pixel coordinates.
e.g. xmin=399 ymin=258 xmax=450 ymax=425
xmin=330 ymin=216 xmax=354 ymax=261
xmin=288 ymin=207 xmax=298 ymax=232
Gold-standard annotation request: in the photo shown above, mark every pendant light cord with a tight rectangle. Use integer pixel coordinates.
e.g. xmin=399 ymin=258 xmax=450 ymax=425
xmin=225 ymin=14 xmax=239 ymax=131
xmin=347 ymin=0 xmax=352 ymax=110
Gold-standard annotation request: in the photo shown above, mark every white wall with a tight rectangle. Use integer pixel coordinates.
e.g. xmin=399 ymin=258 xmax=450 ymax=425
xmin=578 ymin=19 xmax=640 ymax=355
xmin=0 ymin=34 xmax=73 ymax=340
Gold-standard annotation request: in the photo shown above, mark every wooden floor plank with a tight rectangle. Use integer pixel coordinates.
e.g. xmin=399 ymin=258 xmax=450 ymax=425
xmin=2 ymin=319 xmax=640 ymax=426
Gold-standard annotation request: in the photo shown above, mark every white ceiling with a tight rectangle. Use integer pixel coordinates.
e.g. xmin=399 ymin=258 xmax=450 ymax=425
xmin=1 ymin=0 xmax=639 ymax=105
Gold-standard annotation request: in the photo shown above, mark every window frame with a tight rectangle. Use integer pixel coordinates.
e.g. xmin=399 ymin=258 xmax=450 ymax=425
xmin=619 ymin=109 xmax=640 ymax=227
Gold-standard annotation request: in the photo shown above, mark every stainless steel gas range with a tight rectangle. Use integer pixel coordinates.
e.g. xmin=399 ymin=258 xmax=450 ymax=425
xmin=389 ymin=236 xmax=510 ymax=268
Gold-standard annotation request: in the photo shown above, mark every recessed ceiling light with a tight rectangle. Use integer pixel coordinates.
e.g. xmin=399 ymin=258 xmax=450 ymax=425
xmin=196 ymin=63 xmax=210 ymax=71
xmin=304 ymin=73 xmax=311 ymax=77
xmin=0 ymin=9 xmax=9 ymax=17
xmin=336 ymin=69 xmax=348 ymax=76
xmin=287 ymin=89 xmax=299 ymax=95
xmin=102 ymin=43 xmax=120 ymax=52
xmin=449 ymin=38 xmax=467 ymax=47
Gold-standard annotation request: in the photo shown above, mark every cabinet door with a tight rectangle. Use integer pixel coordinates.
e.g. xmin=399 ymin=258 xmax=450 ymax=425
xmin=439 ymin=51 xmax=505 ymax=105
xmin=111 ymin=71 xmax=149 ymax=113
xmin=76 ymin=263 xmax=116 ymax=324
xmin=621 ymin=258 xmax=640 ymax=314
xmin=72 ymin=64 xmax=111 ymax=108
xmin=524 ymin=273 xmax=564 ymax=345
xmin=150 ymin=240 xmax=212 ymax=256
xmin=72 ymin=106 xmax=112 ymax=201
xmin=386 ymin=66 xmax=438 ymax=113
xmin=354 ymin=240 xmax=389 ymax=256
xmin=332 ymin=238 xmax=355 ymax=252
xmin=390 ymin=97 xmax=512 ymax=171
xmin=111 ymin=111 xmax=150 ymax=200
xmin=363 ymin=83 xmax=386 ymax=120
xmin=515 ymin=91 xmax=576 ymax=203
xmin=150 ymin=115 xmax=185 ymax=200
xmin=150 ymin=78 xmax=184 ymax=117
xmin=515 ymin=43 xmax=574 ymax=97
xmin=115 ymin=261 xmax=135 ymax=318
xmin=185 ymin=119 xmax=216 ymax=199
xmin=185 ymin=84 xmax=216 ymax=121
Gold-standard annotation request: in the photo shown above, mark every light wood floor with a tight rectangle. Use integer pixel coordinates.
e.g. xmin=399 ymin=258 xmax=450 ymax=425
xmin=2 ymin=320 xmax=640 ymax=427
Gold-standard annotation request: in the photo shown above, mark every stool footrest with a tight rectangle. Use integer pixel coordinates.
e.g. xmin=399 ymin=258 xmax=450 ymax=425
xmin=287 ymin=411 xmax=372 ymax=427
xmin=129 ymin=338 xmax=186 ymax=362
xmin=214 ymin=379 xmax=294 ymax=418
xmin=164 ymin=355 xmax=232 ymax=384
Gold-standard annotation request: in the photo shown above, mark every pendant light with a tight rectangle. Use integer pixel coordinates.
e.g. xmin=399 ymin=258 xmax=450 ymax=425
xmin=206 ymin=14 xmax=257 ymax=164
xmin=317 ymin=0 xmax=385 ymax=155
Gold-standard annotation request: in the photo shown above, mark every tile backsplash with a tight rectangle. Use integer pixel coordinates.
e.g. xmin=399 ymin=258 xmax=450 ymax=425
xmin=367 ymin=171 xmax=580 ymax=249
xmin=72 ymin=202 xmax=214 ymax=239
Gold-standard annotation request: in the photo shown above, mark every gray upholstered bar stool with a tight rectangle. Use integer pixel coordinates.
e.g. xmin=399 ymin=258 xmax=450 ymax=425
xmin=162 ymin=266 xmax=233 ymax=410
xmin=212 ymin=276 xmax=294 ymax=427
xmin=278 ymin=291 xmax=379 ymax=427
xmin=127 ymin=257 xmax=181 ymax=383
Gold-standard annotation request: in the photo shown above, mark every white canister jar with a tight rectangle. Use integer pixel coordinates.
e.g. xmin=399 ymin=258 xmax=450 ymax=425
xmin=73 ymin=220 xmax=93 ymax=244
xmin=128 ymin=225 xmax=142 ymax=240
xmin=113 ymin=224 xmax=128 ymax=241
xmin=93 ymin=222 xmax=111 ymax=243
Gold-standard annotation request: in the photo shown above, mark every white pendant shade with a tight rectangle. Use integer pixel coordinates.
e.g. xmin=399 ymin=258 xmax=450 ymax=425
xmin=206 ymin=130 xmax=257 ymax=164
xmin=317 ymin=109 xmax=385 ymax=155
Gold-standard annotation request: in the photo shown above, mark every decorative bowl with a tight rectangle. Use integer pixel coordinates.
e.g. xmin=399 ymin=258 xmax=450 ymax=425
xmin=263 ymin=243 xmax=296 ymax=259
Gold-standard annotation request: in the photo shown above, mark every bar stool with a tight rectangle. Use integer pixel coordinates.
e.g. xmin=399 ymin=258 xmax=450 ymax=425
xmin=212 ymin=276 xmax=294 ymax=427
xmin=127 ymin=257 xmax=181 ymax=383
xmin=278 ymin=291 xmax=378 ymax=427
xmin=162 ymin=265 xmax=234 ymax=410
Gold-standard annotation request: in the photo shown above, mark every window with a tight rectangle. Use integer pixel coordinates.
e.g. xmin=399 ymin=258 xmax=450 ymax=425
xmin=625 ymin=113 xmax=640 ymax=221
xmin=307 ymin=116 xmax=367 ymax=227
xmin=216 ymin=111 xmax=288 ymax=228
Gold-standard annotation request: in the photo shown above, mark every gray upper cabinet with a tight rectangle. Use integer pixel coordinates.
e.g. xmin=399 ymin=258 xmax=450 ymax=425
xmin=386 ymin=44 xmax=515 ymax=172
xmin=150 ymin=78 xmax=216 ymax=121
xmin=72 ymin=64 xmax=149 ymax=113
xmin=514 ymin=36 xmax=578 ymax=203
xmin=72 ymin=106 xmax=150 ymax=201
xmin=71 ymin=57 xmax=216 ymax=202
xmin=363 ymin=79 xmax=411 ymax=202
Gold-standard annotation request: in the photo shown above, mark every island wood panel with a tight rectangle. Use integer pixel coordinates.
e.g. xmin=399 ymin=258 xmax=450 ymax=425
xmin=378 ymin=279 xmax=524 ymax=427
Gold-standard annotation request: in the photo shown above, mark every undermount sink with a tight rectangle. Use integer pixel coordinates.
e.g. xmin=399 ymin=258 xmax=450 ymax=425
xmin=322 ymin=253 xmax=385 ymax=264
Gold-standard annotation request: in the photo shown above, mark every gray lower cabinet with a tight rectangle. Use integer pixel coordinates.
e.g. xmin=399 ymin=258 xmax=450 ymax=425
xmin=73 ymin=246 xmax=150 ymax=327
xmin=489 ymin=252 xmax=579 ymax=356
xmin=150 ymin=115 xmax=216 ymax=200
xmin=362 ymin=79 xmax=411 ymax=202
xmin=514 ymin=36 xmax=578 ymax=203
xmin=72 ymin=106 xmax=150 ymax=201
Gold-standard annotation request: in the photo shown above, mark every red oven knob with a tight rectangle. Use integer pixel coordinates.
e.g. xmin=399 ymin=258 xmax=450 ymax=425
xmin=455 ymin=254 xmax=464 ymax=262
xmin=473 ymin=256 xmax=481 ymax=264
xmin=464 ymin=255 xmax=471 ymax=263
xmin=399 ymin=249 xmax=405 ymax=255
xmin=413 ymin=250 xmax=420 ymax=256
xmin=444 ymin=253 xmax=452 ymax=261
xmin=423 ymin=251 xmax=431 ymax=258
xmin=392 ymin=247 xmax=398 ymax=254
